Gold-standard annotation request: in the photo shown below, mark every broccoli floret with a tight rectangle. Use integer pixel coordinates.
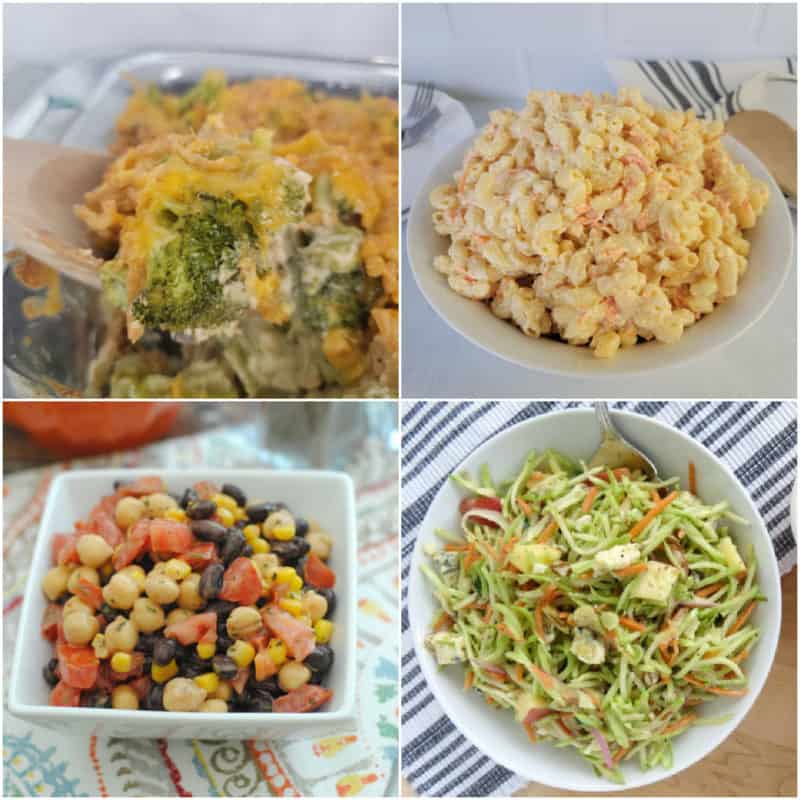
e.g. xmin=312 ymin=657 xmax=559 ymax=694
xmin=131 ymin=196 xmax=255 ymax=332
xmin=100 ymin=261 xmax=128 ymax=310
xmin=177 ymin=71 xmax=226 ymax=116
xmin=300 ymin=271 xmax=381 ymax=332
xmin=108 ymin=351 xmax=177 ymax=398
xmin=172 ymin=360 xmax=239 ymax=398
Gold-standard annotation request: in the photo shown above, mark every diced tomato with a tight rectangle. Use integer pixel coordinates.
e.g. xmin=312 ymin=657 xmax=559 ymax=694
xmin=248 ymin=633 xmax=270 ymax=651
xmin=273 ymin=684 xmax=333 ymax=713
xmin=193 ymin=481 xmax=219 ymax=500
xmin=117 ymin=476 xmax=166 ymax=497
xmin=110 ymin=651 xmax=145 ymax=682
xmin=95 ymin=492 xmax=121 ymax=518
xmin=129 ymin=675 xmax=152 ymax=701
xmin=219 ymin=557 xmax=262 ymax=605
xmin=231 ymin=668 xmax=250 ymax=695
xmin=149 ymin=519 xmax=193 ymax=556
xmin=304 ymin=553 xmax=336 ymax=589
xmin=74 ymin=578 xmax=104 ymax=610
xmin=57 ymin=643 xmax=99 ymax=689
xmin=41 ymin=603 xmax=62 ymax=641
xmin=182 ymin=540 xmax=218 ymax=571
xmin=458 ymin=496 xmax=502 ymax=527
xmin=112 ymin=519 xmax=151 ymax=570
xmin=262 ymin=606 xmax=316 ymax=661
xmin=50 ymin=681 xmax=82 ymax=707
xmin=254 ymin=649 xmax=278 ymax=681
xmin=270 ymin=581 xmax=291 ymax=603
xmin=164 ymin=611 xmax=218 ymax=645
xmin=52 ymin=533 xmax=80 ymax=565
xmin=88 ymin=508 xmax=124 ymax=548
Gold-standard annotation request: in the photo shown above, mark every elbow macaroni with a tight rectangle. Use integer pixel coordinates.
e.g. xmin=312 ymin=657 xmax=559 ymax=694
xmin=430 ymin=89 xmax=769 ymax=358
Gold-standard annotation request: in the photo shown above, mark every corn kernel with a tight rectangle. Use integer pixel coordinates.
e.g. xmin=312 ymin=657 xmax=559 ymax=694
xmin=111 ymin=651 xmax=132 ymax=673
xmin=275 ymin=567 xmax=297 ymax=585
xmin=216 ymin=508 xmax=235 ymax=527
xmin=266 ymin=639 xmax=287 ymax=667
xmin=212 ymin=493 xmax=238 ymax=512
xmin=165 ymin=507 xmax=188 ymax=523
xmin=213 ymin=680 xmax=233 ymax=701
xmin=152 ymin=659 xmax=178 ymax=683
xmin=233 ymin=507 xmax=248 ymax=522
xmin=314 ymin=619 xmax=333 ymax=644
xmin=279 ymin=598 xmax=304 ymax=617
xmin=197 ymin=641 xmax=216 ymax=659
xmin=92 ymin=633 xmax=109 ymax=659
xmin=227 ymin=640 xmax=256 ymax=667
xmin=243 ymin=524 xmax=261 ymax=543
xmin=164 ymin=559 xmax=192 ymax=581
xmin=194 ymin=672 xmax=220 ymax=693
xmin=272 ymin=526 xmax=295 ymax=541
xmin=298 ymin=614 xmax=313 ymax=628
xmin=289 ymin=574 xmax=303 ymax=592
xmin=252 ymin=538 xmax=269 ymax=554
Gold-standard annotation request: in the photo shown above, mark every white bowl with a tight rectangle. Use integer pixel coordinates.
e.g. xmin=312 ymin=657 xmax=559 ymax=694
xmin=407 ymin=409 xmax=781 ymax=792
xmin=407 ymin=134 xmax=793 ymax=377
xmin=8 ymin=469 xmax=357 ymax=739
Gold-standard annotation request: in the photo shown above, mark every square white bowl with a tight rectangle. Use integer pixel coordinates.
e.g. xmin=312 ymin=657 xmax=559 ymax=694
xmin=8 ymin=468 xmax=357 ymax=739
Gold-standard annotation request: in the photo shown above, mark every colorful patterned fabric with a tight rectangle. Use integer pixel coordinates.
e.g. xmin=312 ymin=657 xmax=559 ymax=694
xmin=3 ymin=424 xmax=399 ymax=797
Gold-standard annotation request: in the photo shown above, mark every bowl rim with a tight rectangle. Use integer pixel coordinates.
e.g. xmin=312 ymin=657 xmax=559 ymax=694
xmin=407 ymin=132 xmax=794 ymax=378
xmin=8 ymin=467 xmax=358 ymax=726
xmin=407 ymin=408 xmax=782 ymax=792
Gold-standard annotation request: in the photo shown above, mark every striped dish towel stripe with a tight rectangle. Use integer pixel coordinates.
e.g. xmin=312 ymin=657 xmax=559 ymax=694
xmin=607 ymin=58 xmax=796 ymax=126
xmin=401 ymin=401 xmax=797 ymax=797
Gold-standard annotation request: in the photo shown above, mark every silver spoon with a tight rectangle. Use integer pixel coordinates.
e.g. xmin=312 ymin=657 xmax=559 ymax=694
xmin=588 ymin=402 xmax=658 ymax=479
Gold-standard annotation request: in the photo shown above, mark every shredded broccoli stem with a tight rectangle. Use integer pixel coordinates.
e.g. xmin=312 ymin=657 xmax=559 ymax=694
xmin=421 ymin=450 xmax=763 ymax=782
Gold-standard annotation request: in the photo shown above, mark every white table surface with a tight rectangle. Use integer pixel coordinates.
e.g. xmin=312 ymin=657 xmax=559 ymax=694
xmin=402 ymin=93 xmax=798 ymax=400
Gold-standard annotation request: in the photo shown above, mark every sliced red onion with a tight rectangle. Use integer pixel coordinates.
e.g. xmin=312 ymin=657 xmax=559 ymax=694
xmin=524 ymin=707 xmax=555 ymax=725
xmin=591 ymin=727 xmax=614 ymax=770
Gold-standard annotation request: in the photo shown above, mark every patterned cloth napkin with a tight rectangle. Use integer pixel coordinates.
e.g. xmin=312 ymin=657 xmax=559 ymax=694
xmin=401 ymin=400 xmax=796 ymax=797
xmin=3 ymin=424 xmax=399 ymax=797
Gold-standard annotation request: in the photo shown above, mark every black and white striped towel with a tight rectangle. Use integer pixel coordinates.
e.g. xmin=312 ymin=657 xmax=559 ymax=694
xmin=401 ymin=401 xmax=797 ymax=797
xmin=607 ymin=58 xmax=797 ymax=127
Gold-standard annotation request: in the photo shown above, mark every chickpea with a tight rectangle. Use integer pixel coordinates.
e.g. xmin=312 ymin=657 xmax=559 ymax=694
xmin=178 ymin=573 xmax=205 ymax=611
xmin=163 ymin=677 xmax=207 ymax=712
xmin=76 ymin=534 xmax=113 ymax=568
xmin=119 ymin=564 xmax=147 ymax=589
xmin=143 ymin=493 xmax=178 ymax=518
xmin=111 ymin=684 xmax=139 ymax=710
xmin=306 ymin=531 xmax=332 ymax=561
xmin=262 ymin=509 xmax=295 ymax=539
xmin=278 ymin=661 xmax=312 ymax=692
xmin=103 ymin=572 xmax=141 ymax=610
xmin=67 ymin=566 xmax=100 ymax=595
xmin=63 ymin=596 xmax=93 ymax=618
xmin=105 ymin=615 xmax=139 ymax=653
xmin=252 ymin=553 xmax=280 ymax=580
xmin=145 ymin=572 xmax=180 ymax=605
xmin=115 ymin=496 xmax=145 ymax=529
xmin=301 ymin=590 xmax=328 ymax=623
xmin=63 ymin=611 xmax=100 ymax=646
xmin=226 ymin=606 xmax=262 ymax=640
xmin=166 ymin=608 xmax=193 ymax=626
xmin=42 ymin=565 xmax=71 ymax=601
xmin=199 ymin=698 xmax=228 ymax=713
xmin=131 ymin=597 xmax=166 ymax=633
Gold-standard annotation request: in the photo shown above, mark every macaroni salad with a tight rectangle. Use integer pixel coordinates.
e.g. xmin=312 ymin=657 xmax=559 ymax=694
xmin=431 ymin=89 xmax=769 ymax=358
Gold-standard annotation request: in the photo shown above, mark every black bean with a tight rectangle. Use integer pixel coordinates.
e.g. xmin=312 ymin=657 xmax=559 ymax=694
xmin=250 ymin=675 xmax=282 ymax=697
xmin=181 ymin=655 xmax=208 ymax=678
xmin=245 ymin=501 xmax=282 ymax=523
xmin=222 ymin=484 xmax=247 ymax=507
xmin=305 ymin=645 xmax=334 ymax=674
xmin=270 ymin=538 xmax=309 ymax=565
xmin=295 ymin=517 xmax=310 ymax=537
xmin=99 ymin=603 xmax=117 ymax=623
xmin=241 ymin=544 xmax=254 ymax=558
xmin=153 ymin=637 xmax=177 ymax=666
xmin=138 ymin=553 xmax=155 ymax=573
xmin=82 ymin=690 xmax=111 ymax=708
xmin=199 ymin=563 xmax=225 ymax=599
xmin=187 ymin=499 xmax=217 ymax=520
xmin=212 ymin=654 xmax=239 ymax=680
xmin=113 ymin=480 xmax=126 ymax=490
xmin=206 ymin=599 xmax=236 ymax=618
xmin=309 ymin=670 xmax=326 ymax=685
xmin=245 ymin=687 xmax=275 ymax=712
xmin=135 ymin=632 xmax=158 ymax=654
xmin=146 ymin=682 xmax=164 ymax=711
xmin=220 ymin=530 xmax=246 ymax=565
xmin=180 ymin=488 xmax=199 ymax=509
xmin=43 ymin=657 xmax=59 ymax=687
xmin=190 ymin=519 xmax=228 ymax=543
xmin=143 ymin=655 xmax=153 ymax=674
xmin=216 ymin=634 xmax=234 ymax=652
xmin=318 ymin=588 xmax=337 ymax=618
xmin=234 ymin=519 xmax=248 ymax=529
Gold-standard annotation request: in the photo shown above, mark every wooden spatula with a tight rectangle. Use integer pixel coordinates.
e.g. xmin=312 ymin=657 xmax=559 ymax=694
xmin=726 ymin=110 xmax=797 ymax=200
xmin=4 ymin=137 xmax=112 ymax=288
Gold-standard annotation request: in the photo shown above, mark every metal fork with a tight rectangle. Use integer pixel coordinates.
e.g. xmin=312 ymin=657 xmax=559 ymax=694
xmin=402 ymin=82 xmax=435 ymax=130
xmin=402 ymin=107 xmax=441 ymax=150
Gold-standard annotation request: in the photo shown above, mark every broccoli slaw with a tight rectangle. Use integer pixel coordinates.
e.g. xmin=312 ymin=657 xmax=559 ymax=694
xmin=421 ymin=449 xmax=764 ymax=782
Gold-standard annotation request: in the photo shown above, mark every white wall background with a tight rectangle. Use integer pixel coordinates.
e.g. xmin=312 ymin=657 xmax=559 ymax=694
xmin=4 ymin=3 xmax=398 ymax=69
xmin=403 ymin=3 xmax=797 ymax=98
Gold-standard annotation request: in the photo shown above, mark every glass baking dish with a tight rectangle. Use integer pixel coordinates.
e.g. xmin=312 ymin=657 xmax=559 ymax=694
xmin=4 ymin=50 xmax=398 ymax=397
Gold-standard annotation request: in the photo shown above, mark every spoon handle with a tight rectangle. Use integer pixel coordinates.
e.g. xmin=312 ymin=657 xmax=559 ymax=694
xmin=595 ymin=402 xmax=618 ymax=440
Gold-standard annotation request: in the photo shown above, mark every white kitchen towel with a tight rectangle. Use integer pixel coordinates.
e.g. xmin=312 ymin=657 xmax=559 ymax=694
xmin=607 ymin=58 xmax=797 ymax=129
xmin=401 ymin=84 xmax=475 ymax=215
xmin=401 ymin=400 xmax=797 ymax=797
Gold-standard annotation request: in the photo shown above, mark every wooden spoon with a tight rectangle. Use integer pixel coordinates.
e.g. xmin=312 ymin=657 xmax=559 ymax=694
xmin=4 ymin=137 xmax=112 ymax=288
xmin=726 ymin=110 xmax=797 ymax=200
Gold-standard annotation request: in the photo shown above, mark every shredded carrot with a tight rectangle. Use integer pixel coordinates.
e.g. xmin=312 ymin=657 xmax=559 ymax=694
xmin=534 ymin=604 xmax=545 ymax=641
xmin=660 ymin=674 xmax=671 ymax=684
xmin=517 ymin=497 xmax=532 ymax=516
xmin=530 ymin=664 xmax=556 ymax=691
xmin=581 ymin=485 xmax=600 ymax=513
xmin=463 ymin=668 xmax=474 ymax=690
xmin=537 ymin=519 xmax=558 ymax=544
xmin=614 ymin=562 xmax=648 ymax=578
xmin=524 ymin=722 xmax=537 ymax=744
xmin=613 ymin=747 xmax=630 ymax=765
xmin=661 ymin=714 xmax=696 ymax=736
xmin=514 ymin=664 xmax=524 ymax=682
xmin=579 ymin=571 xmax=593 ymax=580
xmin=484 ymin=542 xmax=499 ymax=562
xmin=433 ymin=612 xmax=453 ymax=632
xmin=688 ymin=461 xmax=697 ymax=495
xmin=497 ymin=622 xmax=522 ymax=642
xmin=591 ymin=468 xmax=630 ymax=483
xmin=736 ymin=569 xmax=747 ymax=581
xmin=619 ymin=615 xmax=646 ymax=633
xmin=628 ymin=491 xmax=679 ymax=539
xmin=728 ymin=600 xmax=756 ymax=635
xmin=683 ymin=674 xmax=707 ymax=688
xmin=705 ymin=686 xmax=748 ymax=697
xmin=556 ymin=717 xmax=574 ymax=737
xmin=696 ymin=581 xmax=725 ymax=597
xmin=733 ymin=649 xmax=750 ymax=664
xmin=463 ymin=546 xmax=481 ymax=570
xmin=482 ymin=607 xmax=493 ymax=623
xmin=444 ymin=543 xmax=470 ymax=552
